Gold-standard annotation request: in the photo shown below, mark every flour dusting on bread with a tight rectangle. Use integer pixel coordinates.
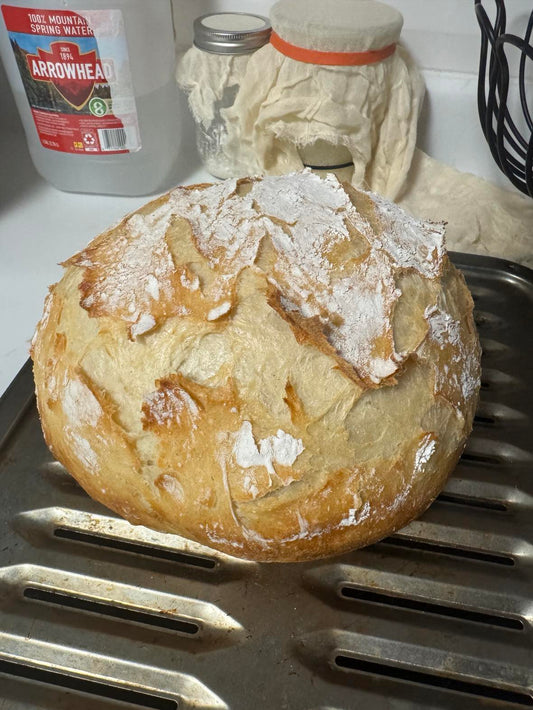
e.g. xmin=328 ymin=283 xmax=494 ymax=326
xmin=233 ymin=420 xmax=304 ymax=478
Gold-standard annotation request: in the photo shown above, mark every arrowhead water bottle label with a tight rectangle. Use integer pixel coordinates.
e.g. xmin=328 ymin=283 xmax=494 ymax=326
xmin=1 ymin=5 xmax=141 ymax=154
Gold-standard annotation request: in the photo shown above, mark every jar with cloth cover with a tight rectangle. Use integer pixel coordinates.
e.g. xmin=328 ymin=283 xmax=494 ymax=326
xmin=176 ymin=12 xmax=271 ymax=179
xmin=223 ymin=0 xmax=424 ymax=199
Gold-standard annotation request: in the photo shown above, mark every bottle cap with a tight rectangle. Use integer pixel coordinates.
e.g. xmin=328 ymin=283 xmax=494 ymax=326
xmin=193 ymin=12 xmax=271 ymax=54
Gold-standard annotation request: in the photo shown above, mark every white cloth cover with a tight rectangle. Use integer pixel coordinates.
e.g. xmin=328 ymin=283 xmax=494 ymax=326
xmin=398 ymin=149 xmax=533 ymax=268
xmin=176 ymin=48 xmax=250 ymax=130
xmin=224 ymin=42 xmax=424 ymax=200
xmin=268 ymin=0 xmax=403 ymax=52
xmin=176 ymin=48 xmax=256 ymax=176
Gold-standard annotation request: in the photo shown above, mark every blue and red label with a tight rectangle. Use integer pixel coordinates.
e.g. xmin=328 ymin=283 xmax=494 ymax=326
xmin=1 ymin=5 xmax=141 ymax=154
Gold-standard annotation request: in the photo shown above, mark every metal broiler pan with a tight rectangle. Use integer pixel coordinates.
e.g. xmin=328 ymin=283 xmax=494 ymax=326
xmin=0 ymin=252 xmax=531 ymax=710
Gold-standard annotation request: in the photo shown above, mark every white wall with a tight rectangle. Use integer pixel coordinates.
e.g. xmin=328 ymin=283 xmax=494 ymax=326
xmin=384 ymin=0 xmax=532 ymax=75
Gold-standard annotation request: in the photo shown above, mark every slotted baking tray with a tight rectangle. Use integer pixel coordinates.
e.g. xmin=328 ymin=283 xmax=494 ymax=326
xmin=0 ymin=252 xmax=532 ymax=710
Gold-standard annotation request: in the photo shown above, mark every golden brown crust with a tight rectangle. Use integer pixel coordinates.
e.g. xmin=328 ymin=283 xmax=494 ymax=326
xmin=32 ymin=171 xmax=481 ymax=562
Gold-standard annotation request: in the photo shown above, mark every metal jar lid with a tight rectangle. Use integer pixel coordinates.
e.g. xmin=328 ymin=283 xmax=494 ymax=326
xmin=193 ymin=13 xmax=272 ymax=55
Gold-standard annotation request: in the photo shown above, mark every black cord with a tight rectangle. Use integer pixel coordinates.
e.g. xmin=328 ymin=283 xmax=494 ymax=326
xmin=475 ymin=0 xmax=533 ymax=197
xmin=519 ymin=10 xmax=533 ymax=133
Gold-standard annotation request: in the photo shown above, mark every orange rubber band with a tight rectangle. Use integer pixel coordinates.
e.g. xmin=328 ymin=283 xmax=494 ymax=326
xmin=270 ymin=31 xmax=396 ymax=66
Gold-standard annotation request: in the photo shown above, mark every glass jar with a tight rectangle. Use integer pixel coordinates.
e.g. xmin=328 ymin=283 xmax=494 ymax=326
xmin=177 ymin=12 xmax=271 ymax=179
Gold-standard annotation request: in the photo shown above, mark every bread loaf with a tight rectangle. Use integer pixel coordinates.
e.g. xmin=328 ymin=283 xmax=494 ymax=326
xmin=31 ymin=171 xmax=481 ymax=562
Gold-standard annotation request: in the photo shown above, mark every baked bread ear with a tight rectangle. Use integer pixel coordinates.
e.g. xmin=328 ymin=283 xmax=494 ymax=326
xmin=31 ymin=171 xmax=481 ymax=562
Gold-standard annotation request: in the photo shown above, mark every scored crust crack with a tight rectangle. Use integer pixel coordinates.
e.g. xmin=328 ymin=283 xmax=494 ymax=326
xmin=31 ymin=170 xmax=481 ymax=562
